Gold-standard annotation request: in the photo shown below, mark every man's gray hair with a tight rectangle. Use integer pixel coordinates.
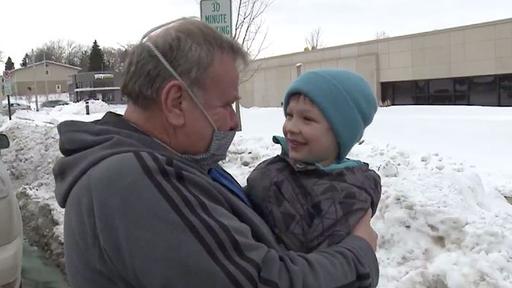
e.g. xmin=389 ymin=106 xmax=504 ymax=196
xmin=121 ymin=17 xmax=249 ymax=109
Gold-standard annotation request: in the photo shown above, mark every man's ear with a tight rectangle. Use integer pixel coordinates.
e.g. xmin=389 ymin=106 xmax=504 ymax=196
xmin=160 ymin=80 xmax=185 ymax=126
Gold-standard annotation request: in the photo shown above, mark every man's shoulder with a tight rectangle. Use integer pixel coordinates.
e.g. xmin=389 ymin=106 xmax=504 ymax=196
xmin=76 ymin=151 xmax=218 ymax=207
xmin=91 ymin=151 xmax=156 ymax=175
xmin=90 ymin=151 xmax=221 ymax=192
xmin=90 ymin=151 xmax=199 ymax=181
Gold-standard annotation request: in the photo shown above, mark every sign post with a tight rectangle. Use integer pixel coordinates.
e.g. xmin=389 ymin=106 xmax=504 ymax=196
xmin=200 ymin=0 xmax=232 ymax=38
xmin=200 ymin=0 xmax=242 ymax=130
xmin=2 ymin=70 xmax=14 ymax=120
xmin=2 ymin=70 xmax=13 ymax=95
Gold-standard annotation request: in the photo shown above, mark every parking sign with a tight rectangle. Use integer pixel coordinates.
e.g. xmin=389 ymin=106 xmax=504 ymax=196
xmin=200 ymin=0 xmax=232 ymax=37
xmin=2 ymin=70 xmax=13 ymax=95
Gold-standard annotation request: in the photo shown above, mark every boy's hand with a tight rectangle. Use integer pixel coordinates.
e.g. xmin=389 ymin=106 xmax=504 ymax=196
xmin=352 ymin=209 xmax=378 ymax=251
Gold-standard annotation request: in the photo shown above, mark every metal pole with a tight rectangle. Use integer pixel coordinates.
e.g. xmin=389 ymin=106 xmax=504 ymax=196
xmin=44 ymin=53 xmax=49 ymax=102
xmin=296 ymin=63 xmax=303 ymax=77
xmin=85 ymin=100 xmax=90 ymax=115
xmin=32 ymin=55 xmax=39 ymax=111
xmin=7 ymin=94 xmax=11 ymax=120
xmin=228 ymin=0 xmax=242 ymax=131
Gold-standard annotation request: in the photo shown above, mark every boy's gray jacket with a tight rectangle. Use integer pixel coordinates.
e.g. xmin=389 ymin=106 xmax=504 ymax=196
xmin=53 ymin=112 xmax=379 ymax=288
xmin=246 ymin=156 xmax=381 ymax=253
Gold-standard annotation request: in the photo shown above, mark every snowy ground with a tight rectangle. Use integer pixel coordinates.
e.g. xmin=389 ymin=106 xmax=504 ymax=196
xmin=1 ymin=99 xmax=511 ymax=287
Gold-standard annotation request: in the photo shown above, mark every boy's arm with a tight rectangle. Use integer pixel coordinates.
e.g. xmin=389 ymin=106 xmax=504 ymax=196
xmin=363 ymin=168 xmax=382 ymax=216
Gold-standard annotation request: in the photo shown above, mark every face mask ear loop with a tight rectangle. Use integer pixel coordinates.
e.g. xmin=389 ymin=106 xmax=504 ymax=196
xmin=144 ymin=42 xmax=218 ymax=131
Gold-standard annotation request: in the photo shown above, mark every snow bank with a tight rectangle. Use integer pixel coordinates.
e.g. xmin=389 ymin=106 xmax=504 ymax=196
xmin=1 ymin=104 xmax=511 ymax=287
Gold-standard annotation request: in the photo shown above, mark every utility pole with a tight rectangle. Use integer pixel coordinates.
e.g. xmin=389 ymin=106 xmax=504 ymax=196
xmin=33 ymin=54 xmax=39 ymax=111
xmin=44 ymin=53 xmax=49 ymax=102
xmin=296 ymin=63 xmax=303 ymax=77
xmin=3 ymin=70 xmax=13 ymax=120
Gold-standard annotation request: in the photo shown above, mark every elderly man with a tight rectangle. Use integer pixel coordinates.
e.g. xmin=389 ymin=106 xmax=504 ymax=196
xmin=53 ymin=18 xmax=379 ymax=288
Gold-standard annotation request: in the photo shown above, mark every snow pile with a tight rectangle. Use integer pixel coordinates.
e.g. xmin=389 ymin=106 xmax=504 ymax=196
xmin=354 ymin=144 xmax=512 ymax=287
xmin=1 ymin=119 xmax=64 ymax=237
xmin=232 ymin=107 xmax=512 ymax=287
xmin=55 ymin=100 xmax=111 ymax=115
xmin=225 ymin=128 xmax=512 ymax=287
xmin=12 ymin=100 xmax=126 ymax=125
xmin=0 ymin=104 xmax=511 ymax=287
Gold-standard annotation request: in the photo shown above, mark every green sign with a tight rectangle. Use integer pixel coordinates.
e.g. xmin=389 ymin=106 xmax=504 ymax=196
xmin=200 ymin=0 xmax=232 ymax=37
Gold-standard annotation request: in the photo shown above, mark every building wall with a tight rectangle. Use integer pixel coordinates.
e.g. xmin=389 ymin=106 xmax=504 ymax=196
xmin=240 ymin=46 xmax=379 ymax=107
xmin=14 ymin=80 xmax=70 ymax=96
xmin=11 ymin=62 xmax=80 ymax=96
xmin=69 ymin=72 xmax=125 ymax=104
xmin=240 ymin=18 xmax=512 ymax=107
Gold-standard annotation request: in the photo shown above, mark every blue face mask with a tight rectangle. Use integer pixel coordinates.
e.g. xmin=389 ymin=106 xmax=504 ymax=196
xmin=143 ymin=41 xmax=236 ymax=170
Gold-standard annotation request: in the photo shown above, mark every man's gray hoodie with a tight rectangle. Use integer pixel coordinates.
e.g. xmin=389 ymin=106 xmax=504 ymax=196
xmin=53 ymin=111 xmax=379 ymax=288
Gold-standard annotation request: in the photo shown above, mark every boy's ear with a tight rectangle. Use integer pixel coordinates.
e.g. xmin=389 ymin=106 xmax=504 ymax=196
xmin=160 ymin=80 xmax=185 ymax=126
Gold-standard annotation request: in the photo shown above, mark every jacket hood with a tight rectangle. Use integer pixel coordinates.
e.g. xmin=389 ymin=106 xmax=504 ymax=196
xmin=53 ymin=112 xmax=171 ymax=208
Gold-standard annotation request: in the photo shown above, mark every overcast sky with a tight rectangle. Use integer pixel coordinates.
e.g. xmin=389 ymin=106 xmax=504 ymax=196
xmin=1 ymin=0 xmax=511 ymax=66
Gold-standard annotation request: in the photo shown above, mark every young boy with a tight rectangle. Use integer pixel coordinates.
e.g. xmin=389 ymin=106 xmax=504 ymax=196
xmin=246 ymin=69 xmax=381 ymax=253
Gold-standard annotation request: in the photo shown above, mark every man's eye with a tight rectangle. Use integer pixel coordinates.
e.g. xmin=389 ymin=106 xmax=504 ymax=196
xmin=303 ymin=117 xmax=314 ymax=122
xmin=285 ymin=113 xmax=293 ymax=119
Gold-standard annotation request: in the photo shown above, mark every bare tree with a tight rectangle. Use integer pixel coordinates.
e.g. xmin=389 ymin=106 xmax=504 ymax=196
xmin=305 ymin=28 xmax=322 ymax=50
xmin=26 ymin=40 xmax=86 ymax=69
xmin=375 ymin=31 xmax=389 ymax=39
xmin=232 ymin=0 xmax=272 ymax=59
xmin=103 ymin=44 xmax=134 ymax=72
xmin=29 ymin=40 xmax=67 ymax=63
xmin=64 ymin=41 xmax=89 ymax=67
xmin=24 ymin=40 xmax=135 ymax=73
xmin=78 ymin=50 xmax=89 ymax=71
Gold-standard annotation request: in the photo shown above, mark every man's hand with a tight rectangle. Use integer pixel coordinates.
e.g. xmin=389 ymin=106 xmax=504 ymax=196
xmin=352 ymin=209 xmax=378 ymax=251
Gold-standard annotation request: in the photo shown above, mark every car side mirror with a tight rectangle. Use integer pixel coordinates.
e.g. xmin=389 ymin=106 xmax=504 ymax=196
xmin=0 ymin=134 xmax=10 ymax=149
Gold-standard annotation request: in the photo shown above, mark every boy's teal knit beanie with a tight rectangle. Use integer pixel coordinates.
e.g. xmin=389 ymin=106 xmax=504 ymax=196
xmin=284 ymin=69 xmax=377 ymax=161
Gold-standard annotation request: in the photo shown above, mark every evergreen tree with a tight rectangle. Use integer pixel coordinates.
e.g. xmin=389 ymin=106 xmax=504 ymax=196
xmin=4 ymin=57 xmax=15 ymax=71
xmin=20 ymin=53 xmax=30 ymax=67
xmin=88 ymin=40 xmax=105 ymax=71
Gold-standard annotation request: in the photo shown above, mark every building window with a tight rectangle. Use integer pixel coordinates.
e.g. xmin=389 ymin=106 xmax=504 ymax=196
xmin=415 ymin=80 xmax=428 ymax=104
xmin=454 ymin=78 xmax=469 ymax=105
xmin=499 ymin=75 xmax=512 ymax=106
xmin=429 ymin=79 xmax=453 ymax=104
xmin=381 ymin=82 xmax=393 ymax=105
xmin=470 ymin=76 xmax=498 ymax=106
xmin=393 ymin=81 xmax=414 ymax=105
xmin=381 ymin=73 xmax=509 ymax=107
xmin=103 ymin=92 xmax=114 ymax=103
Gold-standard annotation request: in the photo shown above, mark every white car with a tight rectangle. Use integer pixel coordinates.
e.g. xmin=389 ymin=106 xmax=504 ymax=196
xmin=0 ymin=134 xmax=22 ymax=288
